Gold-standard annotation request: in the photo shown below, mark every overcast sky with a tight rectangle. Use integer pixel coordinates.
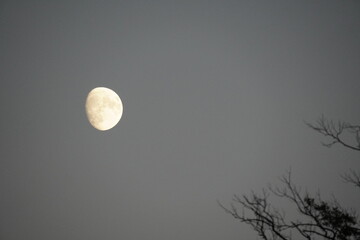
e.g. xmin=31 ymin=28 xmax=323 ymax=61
xmin=1 ymin=1 xmax=359 ymax=239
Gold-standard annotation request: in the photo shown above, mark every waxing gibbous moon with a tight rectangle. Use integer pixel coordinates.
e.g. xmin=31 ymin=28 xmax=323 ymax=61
xmin=85 ymin=87 xmax=123 ymax=131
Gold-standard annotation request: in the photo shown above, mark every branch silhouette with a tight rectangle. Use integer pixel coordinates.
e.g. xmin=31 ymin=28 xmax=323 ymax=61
xmin=220 ymin=116 xmax=360 ymax=240
xmin=219 ymin=170 xmax=360 ymax=240
xmin=342 ymin=169 xmax=360 ymax=188
xmin=305 ymin=116 xmax=360 ymax=151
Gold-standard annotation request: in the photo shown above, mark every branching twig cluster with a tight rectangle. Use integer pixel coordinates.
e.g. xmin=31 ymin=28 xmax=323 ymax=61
xmin=219 ymin=171 xmax=360 ymax=240
xmin=220 ymin=116 xmax=360 ymax=240
xmin=305 ymin=116 xmax=360 ymax=151
xmin=307 ymin=116 xmax=360 ymax=188
xmin=342 ymin=169 xmax=360 ymax=188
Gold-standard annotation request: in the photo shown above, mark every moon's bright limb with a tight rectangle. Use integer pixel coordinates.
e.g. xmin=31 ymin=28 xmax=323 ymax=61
xmin=85 ymin=87 xmax=123 ymax=131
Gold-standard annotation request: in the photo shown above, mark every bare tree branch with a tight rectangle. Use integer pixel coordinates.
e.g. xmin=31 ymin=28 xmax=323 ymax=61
xmin=221 ymin=116 xmax=360 ymax=240
xmin=341 ymin=169 xmax=360 ymax=188
xmin=219 ymin=171 xmax=360 ymax=240
xmin=305 ymin=116 xmax=360 ymax=151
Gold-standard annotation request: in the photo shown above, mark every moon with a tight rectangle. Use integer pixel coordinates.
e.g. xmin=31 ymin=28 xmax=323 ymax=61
xmin=85 ymin=87 xmax=123 ymax=131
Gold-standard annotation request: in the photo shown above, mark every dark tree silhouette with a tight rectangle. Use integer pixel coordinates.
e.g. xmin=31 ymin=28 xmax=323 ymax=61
xmin=306 ymin=116 xmax=360 ymax=189
xmin=342 ymin=169 xmax=360 ymax=188
xmin=305 ymin=116 xmax=360 ymax=151
xmin=220 ymin=116 xmax=360 ymax=240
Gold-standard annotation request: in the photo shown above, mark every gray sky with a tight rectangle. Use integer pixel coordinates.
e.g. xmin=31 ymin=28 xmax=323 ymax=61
xmin=1 ymin=1 xmax=359 ymax=239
